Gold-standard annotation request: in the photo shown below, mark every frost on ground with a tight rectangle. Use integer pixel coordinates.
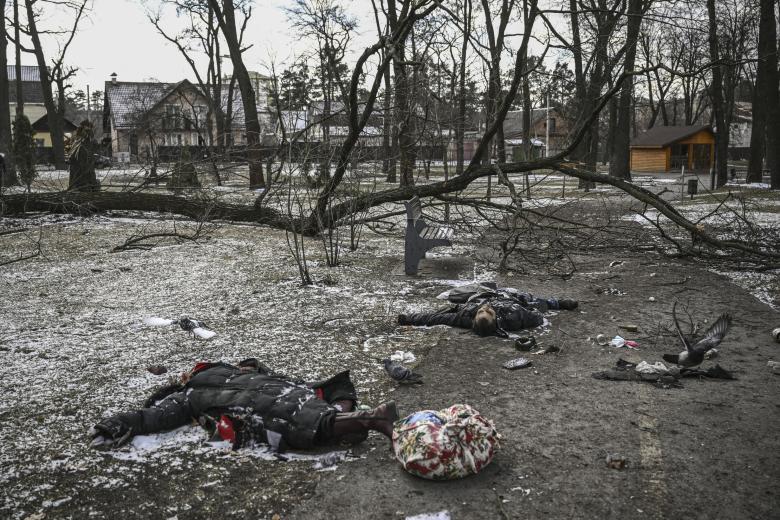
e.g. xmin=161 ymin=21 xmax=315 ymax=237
xmin=0 ymin=211 xmax=515 ymax=518
xmin=619 ymin=189 xmax=780 ymax=309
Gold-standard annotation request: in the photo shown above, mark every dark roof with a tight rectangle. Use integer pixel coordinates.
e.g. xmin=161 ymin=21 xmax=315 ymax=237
xmin=105 ymin=80 xmax=258 ymax=129
xmin=8 ymin=80 xmax=45 ymax=104
xmin=7 ymin=65 xmax=41 ymax=82
xmin=630 ymin=125 xmax=712 ymax=148
xmin=31 ymin=114 xmax=78 ymax=133
xmin=503 ymin=108 xmax=560 ymax=139
xmin=105 ymin=81 xmax=178 ymax=128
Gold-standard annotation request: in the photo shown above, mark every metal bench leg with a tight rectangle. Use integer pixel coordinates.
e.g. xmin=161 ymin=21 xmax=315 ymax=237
xmin=405 ymin=245 xmax=427 ymax=275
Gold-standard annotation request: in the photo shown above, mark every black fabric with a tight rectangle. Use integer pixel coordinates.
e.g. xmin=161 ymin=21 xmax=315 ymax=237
xmin=445 ymin=284 xmax=561 ymax=312
xmin=96 ymin=364 xmax=358 ymax=450
xmin=402 ymin=297 xmax=544 ymax=337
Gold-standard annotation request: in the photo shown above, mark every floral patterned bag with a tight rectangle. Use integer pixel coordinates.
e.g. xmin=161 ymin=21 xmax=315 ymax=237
xmin=392 ymin=404 xmax=500 ymax=480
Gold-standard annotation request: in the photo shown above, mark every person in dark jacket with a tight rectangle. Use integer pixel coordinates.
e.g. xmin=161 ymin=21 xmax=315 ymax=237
xmin=89 ymin=358 xmax=398 ymax=452
xmin=398 ymin=283 xmax=578 ymax=337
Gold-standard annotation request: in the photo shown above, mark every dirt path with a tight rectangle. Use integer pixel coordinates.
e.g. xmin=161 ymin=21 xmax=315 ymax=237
xmin=291 ymin=259 xmax=780 ymax=519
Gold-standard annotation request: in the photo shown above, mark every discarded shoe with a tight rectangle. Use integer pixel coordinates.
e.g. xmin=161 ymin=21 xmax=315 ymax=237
xmin=559 ymin=299 xmax=579 ymax=310
xmin=515 ymin=336 xmax=536 ymax=351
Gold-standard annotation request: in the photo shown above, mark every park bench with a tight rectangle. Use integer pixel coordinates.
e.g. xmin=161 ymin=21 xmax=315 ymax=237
xmin=404 ymin=195 xmax=453 ymax=275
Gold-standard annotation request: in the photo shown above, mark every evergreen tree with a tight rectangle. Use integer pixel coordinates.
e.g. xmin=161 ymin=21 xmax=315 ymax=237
xmin=12 ymin=115 xmax=36 ymax=192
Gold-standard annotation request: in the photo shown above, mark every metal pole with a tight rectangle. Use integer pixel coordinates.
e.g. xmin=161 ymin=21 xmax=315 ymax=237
xmin=680 ymin=165 xmax=685 ymax=202
xmin=87 ymin=84 xmax=90 ymax=123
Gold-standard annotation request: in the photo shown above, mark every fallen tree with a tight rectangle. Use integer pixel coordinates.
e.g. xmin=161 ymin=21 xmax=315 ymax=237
xmin=1 ymin=0 xmax=777 ymax=268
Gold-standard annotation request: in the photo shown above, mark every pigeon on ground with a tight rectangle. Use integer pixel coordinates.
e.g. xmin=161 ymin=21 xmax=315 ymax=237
xmin=380 ymin=358 xmax=423 ymax=385
xmin=143 ymin=316 xmax=217 ymax=340
xmin=662 ymin=303 xmax=731 ymax=367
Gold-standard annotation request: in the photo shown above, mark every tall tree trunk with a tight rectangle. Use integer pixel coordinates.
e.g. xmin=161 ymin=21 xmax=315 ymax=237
xmin=749 ymin=0 xmax=779 ymax=185
xmin=25 ymin=0 xmax=66 ymax=170
xmin=388 ymin=0 xmax=415 ymax=187
xmin=706 ymin=0 xmax=728 ymax=188
xmin=456 ymin=0 xmax=471 ymax=176
xmin=382 ymin=65 xmax=395 ymax=182
xmin=209 ymin=0 xmax=264 ymax=190
xmin=605 ymin=93 xmax=617 ymax=164
xmin=0 ymin=0 xmax=18 ymax=186
xmin=766 ymin=0 xmax=779 ymax=187
xmin=13 ymin=0 xmax=23 ymax=119
xmin=569 ymin=0 xmax=594 ymax=189
xmin=609 ymin=0 xmax=642 ymax=180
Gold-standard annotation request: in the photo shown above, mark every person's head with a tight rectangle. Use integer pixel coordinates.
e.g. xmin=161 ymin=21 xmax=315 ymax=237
xmin=472 ymin=304 xmax=497 ymax=336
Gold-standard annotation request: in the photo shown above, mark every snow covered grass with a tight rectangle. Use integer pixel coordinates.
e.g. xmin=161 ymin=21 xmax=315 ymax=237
xmin=0 ymin=212 xmax=511 ymax=517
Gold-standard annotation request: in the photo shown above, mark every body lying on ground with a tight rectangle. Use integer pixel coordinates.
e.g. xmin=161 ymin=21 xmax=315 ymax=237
xmin=89 ymin=358 xmax=398 ymax=452
xmin=398 ymin=282 xmax=578 ymax=337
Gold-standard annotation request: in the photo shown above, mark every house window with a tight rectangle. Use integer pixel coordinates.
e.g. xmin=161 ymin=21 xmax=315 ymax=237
xmin=193 ymin=106 xmax=207 ymax=128
xmin=164 ymin=105 xmax=182 ymax=130
xmin=177 ymin=134 xmax=182 ymax=145
xmin=548 ymin=118 xmax=556 ymax=133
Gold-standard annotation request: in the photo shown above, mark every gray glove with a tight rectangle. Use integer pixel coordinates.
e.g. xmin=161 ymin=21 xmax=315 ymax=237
xmin=88 ymin=419 xmax=133 ymax=451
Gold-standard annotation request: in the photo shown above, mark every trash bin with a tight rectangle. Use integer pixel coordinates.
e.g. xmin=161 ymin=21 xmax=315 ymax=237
xmin=687 ymin=178 xmax=698 ymax=199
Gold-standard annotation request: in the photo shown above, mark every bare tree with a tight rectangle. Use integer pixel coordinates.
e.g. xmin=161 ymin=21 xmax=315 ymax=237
xmin=206 ymin=0 xmax=265 ymax=190
xmin=286 ymin=0 xmax=356 ymax=186
xmin=146 ymin=0 xmax=246 ymax=185
xmin=747 ymin=0 xmax=779 ymax=185
xmin=0 ymin=0 xmax=17 ymax=187
xmin=22 ymin=0 xmax=89 ymax=170
xmin=609 ymin=0 xmax=646 ymax=180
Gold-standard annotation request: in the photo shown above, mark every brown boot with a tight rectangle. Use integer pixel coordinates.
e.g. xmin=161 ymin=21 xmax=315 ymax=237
xmin=331 ymin=401 xmax=399 ymax=442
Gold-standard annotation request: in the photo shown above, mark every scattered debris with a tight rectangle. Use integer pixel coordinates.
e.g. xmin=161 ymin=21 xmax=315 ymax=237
xmin=593 ymin=358 xmax=736 ymax=386
xmin=143 ymin=316 xmax=216 ymax=340
xmin=648 ymin=296 xmax=656 ymax=302
xmin=606 ymin=453 xmax=627 ymax=470
xmin=619 ymin=324 xmax=639 ymax=332
xmin=611 ymin=335 xmax=639 ymax=349
xmin=595 ymin=334 xmax=608 ymax=346
xmin=146 ymin=365 xmax=168 ymax=375
xmin=503 ymin=357 xmax=532 ymax=370
xmin=634 ymin=361 xmax=671 ymax=375
xmin=768 ymin=361 xmax=780 ymax=375
xmin=515 ymin=336 xmax=536 ymax=351
xmin=405 ymin=511 xmax=451 ymax=520
xmin=533 ymin=345 xmax=560 ymax=355
xmin=389 ymin=350 xmax=416 ymax=363
xmin=773 ymin=328 xmax=780 ymax=343
xmin=596 ymin=287 xmax=626 ymax=296
xmin=609 ymin=260 xmax=624 ymax=268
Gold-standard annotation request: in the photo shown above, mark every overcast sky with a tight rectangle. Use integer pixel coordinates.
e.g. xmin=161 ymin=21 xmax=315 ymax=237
xmin=10 ymin=1 xmax=559 ymax=97
xmin=12 ymin=0 xmax=377 ymax=95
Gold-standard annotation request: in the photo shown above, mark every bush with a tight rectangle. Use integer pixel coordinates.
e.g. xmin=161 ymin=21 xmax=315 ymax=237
xmin=12 ymin=115 xmax=36 ymax=192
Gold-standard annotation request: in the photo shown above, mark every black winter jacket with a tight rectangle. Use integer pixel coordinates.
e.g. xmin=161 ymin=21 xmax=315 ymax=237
xmin=399 ymin=295 xmax=544 ymax=337
xmin=95 ymin=362 xmax=357 ymax=451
